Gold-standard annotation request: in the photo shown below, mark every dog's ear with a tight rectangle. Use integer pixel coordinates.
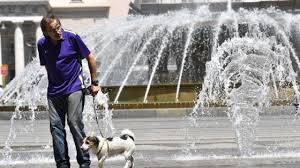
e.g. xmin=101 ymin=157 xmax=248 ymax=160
xmin=86 ymin=136 xmax=99 ymax=147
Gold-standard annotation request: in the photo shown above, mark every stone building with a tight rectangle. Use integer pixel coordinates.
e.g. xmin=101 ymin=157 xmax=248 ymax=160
xmin=0 ymin=0 xmax=132 ymax=86
xmin=137 ymin=0 xmax=300 ymax=15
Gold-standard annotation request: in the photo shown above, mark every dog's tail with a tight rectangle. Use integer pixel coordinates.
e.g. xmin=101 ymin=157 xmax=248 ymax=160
xmin=120 ymin=129 xmax=135 ymax=141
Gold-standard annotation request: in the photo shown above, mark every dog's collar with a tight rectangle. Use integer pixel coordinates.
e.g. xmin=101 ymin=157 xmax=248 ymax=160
xmin=97 ymin=138 xmax=110 ymax=156
xmin=97 ymin=138 xmax=105 ymax=155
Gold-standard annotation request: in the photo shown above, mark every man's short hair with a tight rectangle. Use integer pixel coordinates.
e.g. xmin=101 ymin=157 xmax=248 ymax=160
xmin=40 ymin=14 xmax=61 ymax=37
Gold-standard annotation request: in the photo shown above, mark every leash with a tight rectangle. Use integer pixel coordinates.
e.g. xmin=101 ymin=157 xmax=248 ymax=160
xmin=77 ymin=54 xmax=105 ymax=138
xmin=93 ymin=96 xmax=104 ymax=137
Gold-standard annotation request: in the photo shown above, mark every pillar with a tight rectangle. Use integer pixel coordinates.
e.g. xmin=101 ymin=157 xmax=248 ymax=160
xmin=14 ymin=21 xmax=25 ymax=76
xmin=35 ymin=21 xmax=43 ymax=57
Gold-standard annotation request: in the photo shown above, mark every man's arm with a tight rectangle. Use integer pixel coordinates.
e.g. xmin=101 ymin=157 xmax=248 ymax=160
xmin=86 ymin=53 xmax=101 ymax=96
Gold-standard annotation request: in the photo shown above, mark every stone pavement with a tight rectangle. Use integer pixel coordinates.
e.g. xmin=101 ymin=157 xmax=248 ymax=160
xmin=1 ymin=109 xmax=300 ymax=167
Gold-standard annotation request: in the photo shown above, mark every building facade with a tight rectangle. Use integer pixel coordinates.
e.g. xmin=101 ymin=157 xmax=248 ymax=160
xmin=0 ymin=0 xmax=131 ymax=86
xmin=138 ymin=0 xmax=299 ymax=15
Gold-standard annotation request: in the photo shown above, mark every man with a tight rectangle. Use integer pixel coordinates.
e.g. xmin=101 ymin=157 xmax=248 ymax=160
xmin=37 ymin=14 xmax=100 ymax=168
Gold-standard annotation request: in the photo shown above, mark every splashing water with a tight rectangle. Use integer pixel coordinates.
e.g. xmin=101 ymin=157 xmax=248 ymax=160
xmin=191 ymin=8 xmax=300 ymax=156
xmin=227 ymin=0 xmax=232 ymax=12
xmin=95 ymin=91 xmax=116 ymax=138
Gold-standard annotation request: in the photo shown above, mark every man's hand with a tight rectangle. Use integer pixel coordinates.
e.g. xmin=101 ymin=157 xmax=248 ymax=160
xmin=90 ymin=84 xmax=101 ymax=97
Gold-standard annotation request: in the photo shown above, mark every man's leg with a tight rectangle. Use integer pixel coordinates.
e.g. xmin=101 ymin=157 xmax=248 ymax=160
xmin=67 ymin=90 xmax=90 ymax=168
xmin=48 ymin=96 xmax=70 ymax=168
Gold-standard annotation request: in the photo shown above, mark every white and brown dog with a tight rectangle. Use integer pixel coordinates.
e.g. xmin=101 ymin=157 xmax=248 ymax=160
xmin=81 ymin=129 xmax=135 ymax=168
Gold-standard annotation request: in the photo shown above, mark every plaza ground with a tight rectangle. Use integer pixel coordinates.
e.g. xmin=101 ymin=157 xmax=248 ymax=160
xmin=1 ymin=107 xmax=300 ymax=167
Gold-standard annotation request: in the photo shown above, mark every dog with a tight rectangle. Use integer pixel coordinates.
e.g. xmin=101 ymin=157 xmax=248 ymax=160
xmin=81 ymin=129 xmax=135 ymax=168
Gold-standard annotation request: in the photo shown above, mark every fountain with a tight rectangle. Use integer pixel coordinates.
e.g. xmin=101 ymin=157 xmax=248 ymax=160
xmin=191 ymin=7 xmax=300 ymax=156
xmin=1 ymin=1 xmax=300 ymax=166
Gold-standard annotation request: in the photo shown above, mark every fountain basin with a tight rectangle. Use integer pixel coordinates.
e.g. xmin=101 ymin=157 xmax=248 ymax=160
xmin=104 ymin=83 xmax=201 ymax=103
xmin=0 ymin=83 xmax=296 ymax=110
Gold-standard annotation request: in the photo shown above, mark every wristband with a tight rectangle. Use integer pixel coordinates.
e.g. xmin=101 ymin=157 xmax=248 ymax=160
xmin=91 ymin=80 xmax=99 ymax=86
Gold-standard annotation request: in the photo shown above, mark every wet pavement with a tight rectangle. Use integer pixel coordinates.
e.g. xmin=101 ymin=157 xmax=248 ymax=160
xmin=3 ymin=156 xmax=300 ymax=168
xmin=1 ymin=112 xmax=300 ymax=167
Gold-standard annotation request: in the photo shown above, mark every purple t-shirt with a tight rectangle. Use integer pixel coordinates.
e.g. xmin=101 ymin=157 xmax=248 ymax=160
xmin=37 ymin=29 xmax=90 ymax=97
